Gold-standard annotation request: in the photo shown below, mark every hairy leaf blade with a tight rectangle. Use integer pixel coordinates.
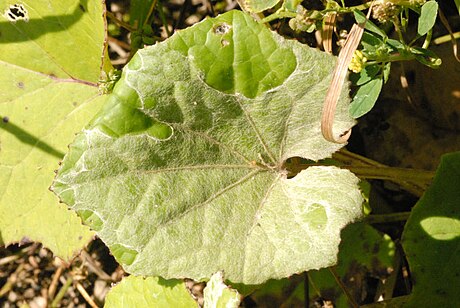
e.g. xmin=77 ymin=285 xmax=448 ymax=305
xmin=53 ymin=10 xmax=362 ymax=284
xmin=203 ymin=272 xmax=241 ymax=308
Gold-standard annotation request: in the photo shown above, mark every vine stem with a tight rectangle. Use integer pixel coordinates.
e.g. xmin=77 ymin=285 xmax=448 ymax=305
xmin=333 ymin=149 xmax=434 ymax=196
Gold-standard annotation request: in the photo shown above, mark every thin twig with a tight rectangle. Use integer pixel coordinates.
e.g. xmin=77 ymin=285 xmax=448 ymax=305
xmin=438 ymin=7 xmax=460 ymax=62
xmin=106 ymin=11 xmax=136 ymax=32
xmin=76 ymin=282 xmax=99 ymax=308
xmin=48 ymin=265 xmax=65 ymax=300
xmin=0 ymin=263 xmax=25 ymax=297
xmin=143 ymin=0 xmax=159 ymax=28
xmin=329 ymin=266 xmax=359 ymax=308
xmin=51 ymin=276 xmax=73 ymax=308
xmin=81 ymin=250 xmax=113 ymax=281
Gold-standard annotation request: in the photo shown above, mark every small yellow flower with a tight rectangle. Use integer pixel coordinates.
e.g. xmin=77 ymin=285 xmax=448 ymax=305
xmin=349 ymin=50 xmax=368 ymax=73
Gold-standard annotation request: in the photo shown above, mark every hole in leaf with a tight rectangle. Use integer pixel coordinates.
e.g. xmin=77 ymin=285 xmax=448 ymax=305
xmin=213 ymin=23 xmax=231 ymax=35
xmin=3 ymin=4 xmax=29 ymax=23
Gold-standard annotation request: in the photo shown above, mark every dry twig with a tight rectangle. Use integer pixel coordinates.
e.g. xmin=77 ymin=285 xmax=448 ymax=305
xmin=321 ymin=2 xmax=375 ymax=143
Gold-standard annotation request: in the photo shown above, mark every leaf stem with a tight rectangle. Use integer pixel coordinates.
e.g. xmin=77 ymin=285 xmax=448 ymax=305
xmin=106 ymin=11 xmax=136 ymax=32
xmin=286 ymin=149 xmax=434 ymax=196
xmin=422 ymin=28 xmax=433 ymax=49
xmin=365 ymin=212 xmax=411 ymax=224
xmin=143 ymin=0 xmax=159 ymax=28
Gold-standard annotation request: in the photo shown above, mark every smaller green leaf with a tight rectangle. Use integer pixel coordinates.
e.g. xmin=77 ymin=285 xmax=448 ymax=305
xmin=361 ymin=32 xmax=384 ymax=53
xmin=283 ymin=0 xmax=302 ymax=12
xmin=350 ymin=78 xmax=383 ymax=118
xmin=354 ymin=10 xmax=387 ymax=38
xmin=386 ymin=38 xmax=405 ymax=51
xmin=350 ymin=64 xmax=380 ymax=86
xmin=203 ymin=272 xmax=241 ymax=308
xmin=411 ymin=47 xmax=442 ymax=68
xmin=104 ymin=276 xmax=197 ymax=307
xmin=455 ymin=0 xmax=460 ymax=15
xmin=382 ymin=62 xmax=391 ymax=83
xmin=418 ymin=1 xmax=438 ymax=36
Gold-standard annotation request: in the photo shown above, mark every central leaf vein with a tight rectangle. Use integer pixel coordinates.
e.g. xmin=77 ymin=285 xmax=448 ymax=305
xmin=234 ymin=97 xmax=277 ymax=165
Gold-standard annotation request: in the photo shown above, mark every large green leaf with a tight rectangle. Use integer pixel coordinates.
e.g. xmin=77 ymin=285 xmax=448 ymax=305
xmin=53 ymin=10 xmax=362 ymax=284
xmin=402 ymin=152 xmax=460 ymax=307
xmin=0 ymin=0 xmax=108 ymax=259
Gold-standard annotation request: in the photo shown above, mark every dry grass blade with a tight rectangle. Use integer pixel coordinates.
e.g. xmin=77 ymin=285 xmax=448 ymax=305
xmin=321 ymin=3 xmax=374 ymax=144
xmin=76 ymin=282 xmax=99 ymax=308
xmin=322 ymin=13 xmax=337 ymax=54
xmin=48 ymin=265 xmax=64 ymax=300
xmin=438 ymin=8 xmax=460 ymax=63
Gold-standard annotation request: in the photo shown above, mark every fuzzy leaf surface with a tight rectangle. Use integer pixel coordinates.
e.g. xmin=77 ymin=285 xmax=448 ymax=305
xmin=0 ymin=0 xmax=108 ymax=258
xmin=203 ymin=272 xmax=241 ymax=308
xmin=53 ymin=10 xmax=362 ymax=284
